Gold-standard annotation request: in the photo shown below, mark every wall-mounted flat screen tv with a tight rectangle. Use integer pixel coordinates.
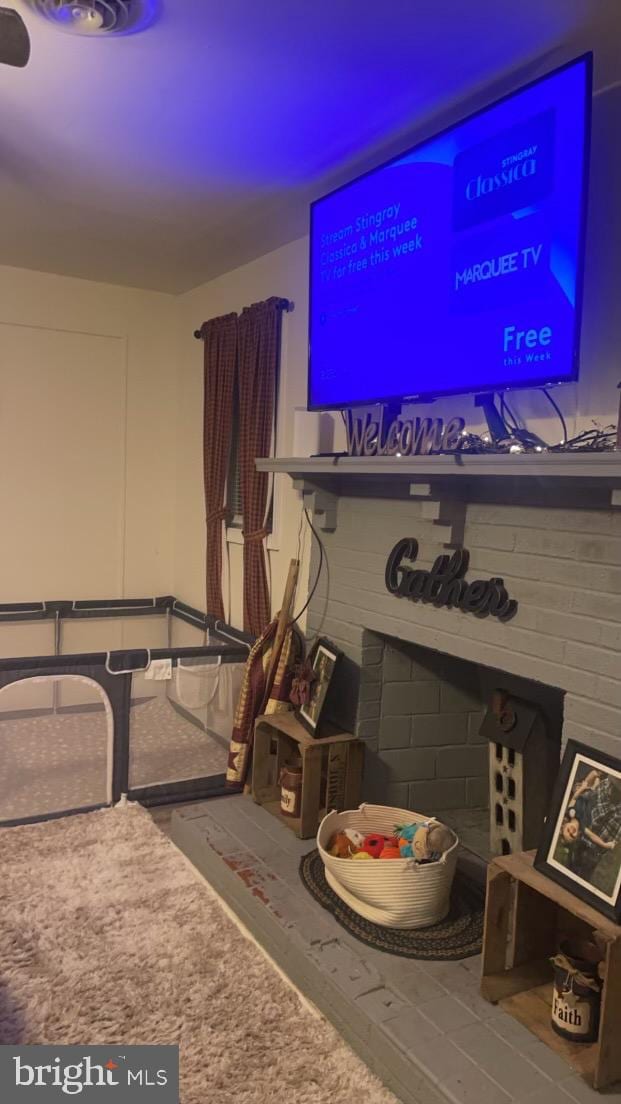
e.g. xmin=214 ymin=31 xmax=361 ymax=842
xmin=308 ymin=54 xmax=592 ymax=410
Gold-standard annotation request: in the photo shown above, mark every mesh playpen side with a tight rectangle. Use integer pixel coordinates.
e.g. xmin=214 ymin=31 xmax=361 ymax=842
xmin=0 ymin=597 xmax=250 ymax=826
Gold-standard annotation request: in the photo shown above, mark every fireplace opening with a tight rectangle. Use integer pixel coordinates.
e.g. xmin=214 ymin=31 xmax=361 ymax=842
xmin=358 ymin=632 xmax=564 ymax=864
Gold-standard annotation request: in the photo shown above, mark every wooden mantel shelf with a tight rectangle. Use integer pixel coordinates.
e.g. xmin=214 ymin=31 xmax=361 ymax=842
xmin=257 ymin=450 xmax=621 ymax=485
xmin=257 ymin=452 xmax=621 ymax=531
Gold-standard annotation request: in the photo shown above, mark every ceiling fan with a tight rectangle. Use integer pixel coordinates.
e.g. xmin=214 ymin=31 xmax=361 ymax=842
xmin=0 ymin=6 xmax=30 ymax=66
xmin=1 ymin=1 xmax=156 ymax=65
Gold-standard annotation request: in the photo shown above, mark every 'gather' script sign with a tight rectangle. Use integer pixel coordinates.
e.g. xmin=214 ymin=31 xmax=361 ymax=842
xmin=385 ymin=538 xmax=518 ymax=622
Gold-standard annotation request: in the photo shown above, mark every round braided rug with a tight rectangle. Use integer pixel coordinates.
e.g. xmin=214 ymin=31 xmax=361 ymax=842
xmin=299 ymin=849 xmax=483 ymax=960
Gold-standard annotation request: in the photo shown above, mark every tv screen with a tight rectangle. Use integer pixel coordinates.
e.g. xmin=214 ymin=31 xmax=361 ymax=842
xmin=308 ymin=54 xmax=592 ymax=410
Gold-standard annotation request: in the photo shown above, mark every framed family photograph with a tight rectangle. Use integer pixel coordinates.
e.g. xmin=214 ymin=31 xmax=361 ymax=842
xmin=535 ymin=740 xmax=621 ymax=921
xmin=297 ymin=637 xmax=342 ymax=737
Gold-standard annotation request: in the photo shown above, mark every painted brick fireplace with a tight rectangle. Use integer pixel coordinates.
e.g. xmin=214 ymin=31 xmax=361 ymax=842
xmin=259 ymin=453 xmax=621 ymax=861
xmin=364 ymin=636 xmax=490 ymax=814
xmin=335 ymin=629 xmax=564 ymax=859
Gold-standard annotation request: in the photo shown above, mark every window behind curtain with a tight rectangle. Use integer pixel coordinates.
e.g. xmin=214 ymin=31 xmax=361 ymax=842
xmin=226 ymin=373 xmax=274 ymax=532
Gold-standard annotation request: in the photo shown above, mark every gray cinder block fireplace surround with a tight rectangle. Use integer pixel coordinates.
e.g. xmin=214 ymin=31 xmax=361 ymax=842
xmin=259 ymin=450 xmax=621 ymax=863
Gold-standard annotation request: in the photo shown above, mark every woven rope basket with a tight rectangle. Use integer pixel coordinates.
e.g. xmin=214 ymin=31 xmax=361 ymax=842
xmin=317 ymin=803 xmax=459 ymax=929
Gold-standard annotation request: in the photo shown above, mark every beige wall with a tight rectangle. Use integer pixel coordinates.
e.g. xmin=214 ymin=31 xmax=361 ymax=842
xmin=0 ymin=264 xmax=177 ymax=616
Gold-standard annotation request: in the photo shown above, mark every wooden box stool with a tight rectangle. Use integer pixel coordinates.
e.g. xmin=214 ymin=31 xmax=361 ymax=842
xmin=251 ymin=711 xmax=364 ymax=839
xmin=481 ymin=850 xmax=621 ymax=1090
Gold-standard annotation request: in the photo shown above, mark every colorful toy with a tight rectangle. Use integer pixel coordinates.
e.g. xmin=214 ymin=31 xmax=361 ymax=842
xmin=328 ymin=830 xmax=360 ymax=858
xmin=344 ymin=828 xmax=365 ymax=849
xmin=361 ymin=834 xmax=385 ymax=859
xmin=396 ymin=820 xmax=454 ymax=863
xmin=395 ymin=823 xmax=419 ymax=858
xmin=328 ymin=824 xmax=450 ymax=861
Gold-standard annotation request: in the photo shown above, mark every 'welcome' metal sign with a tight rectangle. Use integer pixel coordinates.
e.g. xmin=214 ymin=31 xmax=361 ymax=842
xmin=345 ymin=409 xmax=465 ymax=457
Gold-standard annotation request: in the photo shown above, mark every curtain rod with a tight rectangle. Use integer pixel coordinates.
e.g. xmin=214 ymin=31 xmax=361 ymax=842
xmin=193 ymin=297 xmax=294 ymax=339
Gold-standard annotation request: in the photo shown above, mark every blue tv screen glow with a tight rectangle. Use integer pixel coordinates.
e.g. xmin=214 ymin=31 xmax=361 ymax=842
xmin=308 ymin=54 xmax=592 ymax=410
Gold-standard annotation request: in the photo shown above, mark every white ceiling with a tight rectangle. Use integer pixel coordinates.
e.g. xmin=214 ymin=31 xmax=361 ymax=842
xmin=1 ymin=0 xmax=620 ymax=292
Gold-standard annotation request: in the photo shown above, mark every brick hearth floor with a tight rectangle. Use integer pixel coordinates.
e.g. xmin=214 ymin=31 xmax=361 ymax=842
xmin=170 ymin=795 xmax=621 ymax=1104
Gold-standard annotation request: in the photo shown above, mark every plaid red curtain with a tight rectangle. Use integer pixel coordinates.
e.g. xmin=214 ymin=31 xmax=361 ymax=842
xmin=238 ymin=298 xmax=283 ymax=636
xmin=201 ymin=312 xmax=237 ymax=620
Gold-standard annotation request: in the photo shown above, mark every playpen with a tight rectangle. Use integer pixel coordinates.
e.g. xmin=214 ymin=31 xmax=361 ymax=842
xmin=0 ymin=596 xmax=250 ymax=826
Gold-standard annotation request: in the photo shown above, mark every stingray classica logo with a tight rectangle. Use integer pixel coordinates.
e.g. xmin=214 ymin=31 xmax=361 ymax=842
xmin=0 ymin=1045 xmax=179 ymax=1101
xmin=453 ymin=109 xmax=555 ymax=231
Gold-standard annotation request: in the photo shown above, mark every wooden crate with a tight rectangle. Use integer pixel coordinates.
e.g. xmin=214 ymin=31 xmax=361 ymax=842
xmin=481 ymin=850 xmax=621 ymax=1090
xmin=251 ymin=711 xmax=364 ymax=839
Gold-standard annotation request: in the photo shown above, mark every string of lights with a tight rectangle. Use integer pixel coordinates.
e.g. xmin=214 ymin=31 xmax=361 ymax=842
xmin=456 ymin=423 xmax=617 ymax=455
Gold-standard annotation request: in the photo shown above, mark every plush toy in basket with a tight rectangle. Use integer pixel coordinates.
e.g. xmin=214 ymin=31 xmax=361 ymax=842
xmin=318 ymin=804 xmax=459 ymax=929
xmin=328 ymin=820 xmax=454 ymax=863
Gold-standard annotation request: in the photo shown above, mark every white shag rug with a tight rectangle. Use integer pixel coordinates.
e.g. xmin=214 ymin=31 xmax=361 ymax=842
xmin=0 ymin=804 xmax=398 ymax=1104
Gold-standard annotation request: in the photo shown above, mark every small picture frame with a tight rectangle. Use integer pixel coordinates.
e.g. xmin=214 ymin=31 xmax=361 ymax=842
xmin=535 ymin=739 xmax=621 ymax=921
xmin=297 ymin=637 xmax=342 ymax=738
